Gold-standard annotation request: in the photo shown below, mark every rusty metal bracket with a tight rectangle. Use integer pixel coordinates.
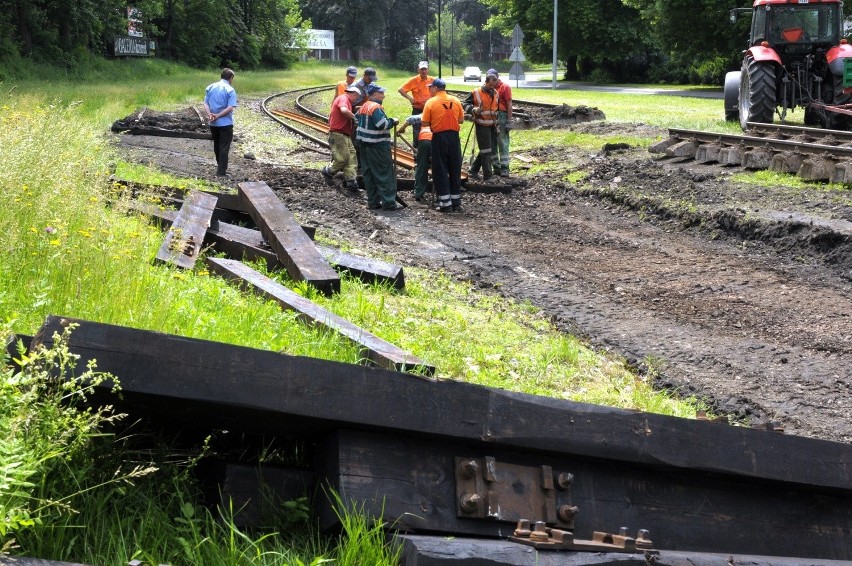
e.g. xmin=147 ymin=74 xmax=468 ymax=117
xmin=509 ymin=519 xmax=657 ymax=554
xmin=454 ymin=456 xmax=576 ymax=530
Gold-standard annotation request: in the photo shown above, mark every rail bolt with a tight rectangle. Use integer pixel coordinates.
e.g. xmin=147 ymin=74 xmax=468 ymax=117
xmin=459 ymin=493 xmax=481 ymax=513
xmin=529 ymin=521 xmax=550 ymax=542
xmin=556 ymin=472 xmax=574 ymax=490
xmin=458 ymin=459 xmax=479 ymax=479
xmin=558 ymin=504 xmax=579 ymax=523
xmin=514 ymin=518 xmax=532 ymax=537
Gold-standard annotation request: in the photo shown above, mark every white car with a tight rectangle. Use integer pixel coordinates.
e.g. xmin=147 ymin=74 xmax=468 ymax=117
xmin=463 ymin=66 xmax=482 ymax=82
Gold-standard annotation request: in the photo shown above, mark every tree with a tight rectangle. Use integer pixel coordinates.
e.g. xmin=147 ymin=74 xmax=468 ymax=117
xmin=426 ymin=6 xmax=476 ymax=68
xmin=302 ymin=0 xmax=392 ymax=60
xmin=483 ymin=0 xmax=654 ymax=81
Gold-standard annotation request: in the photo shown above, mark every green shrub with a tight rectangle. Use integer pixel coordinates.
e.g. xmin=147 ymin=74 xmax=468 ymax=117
xmin=395 ymin=46 xmax=426 ymax=71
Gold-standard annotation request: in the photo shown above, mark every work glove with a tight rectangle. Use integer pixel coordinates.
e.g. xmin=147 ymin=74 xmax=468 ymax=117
xmin=503 ymin=122 xmax=513 ymax=131
xmin=387 ymin=118 xmax=398 ymax=129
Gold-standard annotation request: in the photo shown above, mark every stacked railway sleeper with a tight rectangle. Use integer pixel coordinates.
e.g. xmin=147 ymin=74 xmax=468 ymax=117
xmin=650 ymin=121 xmax=852 ymax=184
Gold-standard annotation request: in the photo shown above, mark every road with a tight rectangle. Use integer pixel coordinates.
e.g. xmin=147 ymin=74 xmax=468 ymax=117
xmin=440 ymin=71 xmax=724 ymax=98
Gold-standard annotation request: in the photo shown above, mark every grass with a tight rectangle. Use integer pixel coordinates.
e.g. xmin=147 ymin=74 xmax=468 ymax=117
xmin=0 ymin=58 xmax=721 ymax=564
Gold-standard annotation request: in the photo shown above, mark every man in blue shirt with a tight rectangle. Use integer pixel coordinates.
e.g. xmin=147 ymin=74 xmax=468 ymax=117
xmin=203 ymin=68 xmax=238 ymax=177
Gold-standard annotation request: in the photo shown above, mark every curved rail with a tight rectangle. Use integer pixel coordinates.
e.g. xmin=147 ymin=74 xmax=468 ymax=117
xmin=261 ymin=84 xmax=565 ymax=176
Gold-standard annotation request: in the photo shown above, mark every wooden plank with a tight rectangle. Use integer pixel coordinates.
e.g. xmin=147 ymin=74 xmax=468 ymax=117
xmin=29 ymin=317 xmax=852 ymax=558
xmin=397 ymin=535 xmax=852 ymax=566
xmin=0 ymin=558 xmax=90 ymax=566
xmin=315 ymin=245 xmax=404 ymax=289
xmin=238 ymin=181 xmax=340 ymax=296
xmin=110 ymin=177 xmax=245 ymax=213
xmin=126 ymin=125 xmax=212 ymax=139
xmin=135 ymin=205 xmax=397 ymax=287
xmin=153 ymin=191 xmax=217 ymax=269
xmin=327 ymin=429 xmax=852 ymax=558
xmin=206 ymin=258 xmax=429 ymax=374
xmin=31 ymin=316 xmax=852 ymax=491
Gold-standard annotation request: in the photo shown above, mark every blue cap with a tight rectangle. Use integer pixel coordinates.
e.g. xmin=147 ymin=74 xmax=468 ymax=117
xmin=346 ymin=66 xmax=357 ymax=77
xmin=368 ymin=84 xmax=386 ymax=94
xmin=487 ymin=68 xmax=498 ymax=76
xmin=427 ymin=78 xmax=446 ymax=89
xmin=364 ymin=67 xmax=378 ymax=79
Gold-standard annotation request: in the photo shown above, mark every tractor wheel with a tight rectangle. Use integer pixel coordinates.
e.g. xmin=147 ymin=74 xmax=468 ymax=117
xmin=827 ymin=73 xmax=852 ymax=131
xmin=738 ymin=57 xmax=776 ymax=131
xmin=724 ymin=71 xmax=741 ymax=122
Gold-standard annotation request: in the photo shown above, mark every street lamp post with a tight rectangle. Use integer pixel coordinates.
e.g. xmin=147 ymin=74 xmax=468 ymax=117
xmin=437 ymin=0 xmax=442 ymax=77
xmin=552 ymin=0 xmax=558 ymax=89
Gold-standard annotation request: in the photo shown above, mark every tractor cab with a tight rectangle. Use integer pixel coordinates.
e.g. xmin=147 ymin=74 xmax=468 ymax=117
xmin=750 ymin=2 xmax=842 ymax=50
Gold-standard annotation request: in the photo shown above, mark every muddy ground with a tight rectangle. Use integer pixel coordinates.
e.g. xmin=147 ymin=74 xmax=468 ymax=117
xmin=112 ymin=99 xmax=852 ymax=444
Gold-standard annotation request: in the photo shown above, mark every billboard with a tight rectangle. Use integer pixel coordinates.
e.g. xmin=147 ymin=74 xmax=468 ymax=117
xmin=305 ymin=29 xmax=334 ymax=50
xmin=127 ymin=7 xmax=143 ymax=37
xmin=114 ymin=36 xmax=155 ymax=56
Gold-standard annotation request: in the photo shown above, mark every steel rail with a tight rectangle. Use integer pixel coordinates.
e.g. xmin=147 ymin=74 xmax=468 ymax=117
xmin=665 ymin=127 xmax=852 ymax=157
xmin=261 ymin=84 xmax=565 ymax=175
xmin=744 ymin=121 xmax=852 ymax=144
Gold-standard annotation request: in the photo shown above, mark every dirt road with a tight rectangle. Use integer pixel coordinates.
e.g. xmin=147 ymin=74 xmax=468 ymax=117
xmin=114 ymin=101 xmax=852 ymax=443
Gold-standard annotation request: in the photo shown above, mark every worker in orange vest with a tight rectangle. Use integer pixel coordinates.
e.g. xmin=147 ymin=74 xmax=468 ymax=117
xmin=463 ymin=73 xmax=499 ymax=182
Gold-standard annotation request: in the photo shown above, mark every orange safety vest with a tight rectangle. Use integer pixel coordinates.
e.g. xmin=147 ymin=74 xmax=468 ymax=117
xmin=424 ymin=92 xmax=463 ymax=133
xmin=472 ymin=87 xmax=498 ymax=126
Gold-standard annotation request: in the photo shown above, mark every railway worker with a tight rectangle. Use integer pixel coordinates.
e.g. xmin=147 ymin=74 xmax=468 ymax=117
xmin=463 ymin=73 xmax=499 ymax=182
xmin=421 ymin=78 xmax=465 ymax=212
xmin=353 ymin=67 xmax=379 ymax=110
xmin=396 ymin=114 xmax=433 ymax=203
xmin=488 ymin=68 xmax=513 ymax=176
xmin=322 ymin=85 xmax=361 ymax=192
xmin=397 ymin=61 xmax=434 ymax=149
xmin=203 ymin=68 xmax=238 ymax=178
xmin=335 ymin=66 xmax=358 ymax=97
xmin=356 ymin=86 xmax=402 ymax=210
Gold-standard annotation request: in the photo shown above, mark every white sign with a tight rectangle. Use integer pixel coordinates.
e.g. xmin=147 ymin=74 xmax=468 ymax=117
xmin=306 ymin=29 xmax=335 ymax=50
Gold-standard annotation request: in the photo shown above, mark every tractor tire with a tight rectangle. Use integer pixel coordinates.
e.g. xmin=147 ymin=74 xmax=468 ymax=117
xmin=738 ymin=57 xmax=776 ymax=131
xmin=827 ymin=73 xmax=852 ymax=131
xmin=724 ymin=71 xmax=741 ymax=122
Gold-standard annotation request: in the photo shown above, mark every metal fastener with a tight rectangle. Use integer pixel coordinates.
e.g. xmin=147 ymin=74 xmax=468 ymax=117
xmin=459 ymin=493 xmax=481 ymax=513
xmin=458 ymin=459 xmax=479 ymax=479
xmin=558 ymin=504 xmax=579 ymax=523
xmin=529 ymin=521 xmax=549 ymax=542
xmin=556 ymin=472 xmax=574 ymax=490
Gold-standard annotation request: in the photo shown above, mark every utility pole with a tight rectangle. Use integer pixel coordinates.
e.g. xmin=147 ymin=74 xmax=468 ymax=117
xmin=552 ymin=0 xmax=558 ymax=89
xmin=437 ymin=0 xmax=442 ymax=77
xmin=451 ymin=13 xmax=455 ymax=76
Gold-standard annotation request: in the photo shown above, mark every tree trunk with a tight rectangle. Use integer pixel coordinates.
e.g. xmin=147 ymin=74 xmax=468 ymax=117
xmin=16 ymin=2 xmax=32 ymax=55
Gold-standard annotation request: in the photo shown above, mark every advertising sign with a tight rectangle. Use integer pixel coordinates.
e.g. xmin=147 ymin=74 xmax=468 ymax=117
xmin=114 ymin=36 xmax=152 ymax=56
xmin=127 ymin=7 xmax=143 ymax=37
xmin=305 ymin=29 xmax=334 ymax=50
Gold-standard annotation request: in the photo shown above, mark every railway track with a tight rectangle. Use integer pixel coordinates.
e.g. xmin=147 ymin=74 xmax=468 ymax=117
xmin=260 ymin=85 xmax=563 ymax=175
xmin=650 ymin=122 xmax=852 ymax=183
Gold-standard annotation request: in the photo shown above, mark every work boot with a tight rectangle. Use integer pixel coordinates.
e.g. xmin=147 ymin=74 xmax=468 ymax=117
xmin=344 ymin=179 xmax=360 ymax=192
xmin=321 ymin=166 xmax=334 ymax=181
xmin=467 ymin=171 xmax=481 ymax=182
xmin=452 ymin=204 xmax=463 ymax=213
xmin=435 ymin=205 xmax=452 ymax=213
xmin=501 ymin=166 xmax=510 ymax=176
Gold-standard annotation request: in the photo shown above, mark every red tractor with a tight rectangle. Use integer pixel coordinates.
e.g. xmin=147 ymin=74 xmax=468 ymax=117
xmin=724 ymin=0 xmax=852 ymax=130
